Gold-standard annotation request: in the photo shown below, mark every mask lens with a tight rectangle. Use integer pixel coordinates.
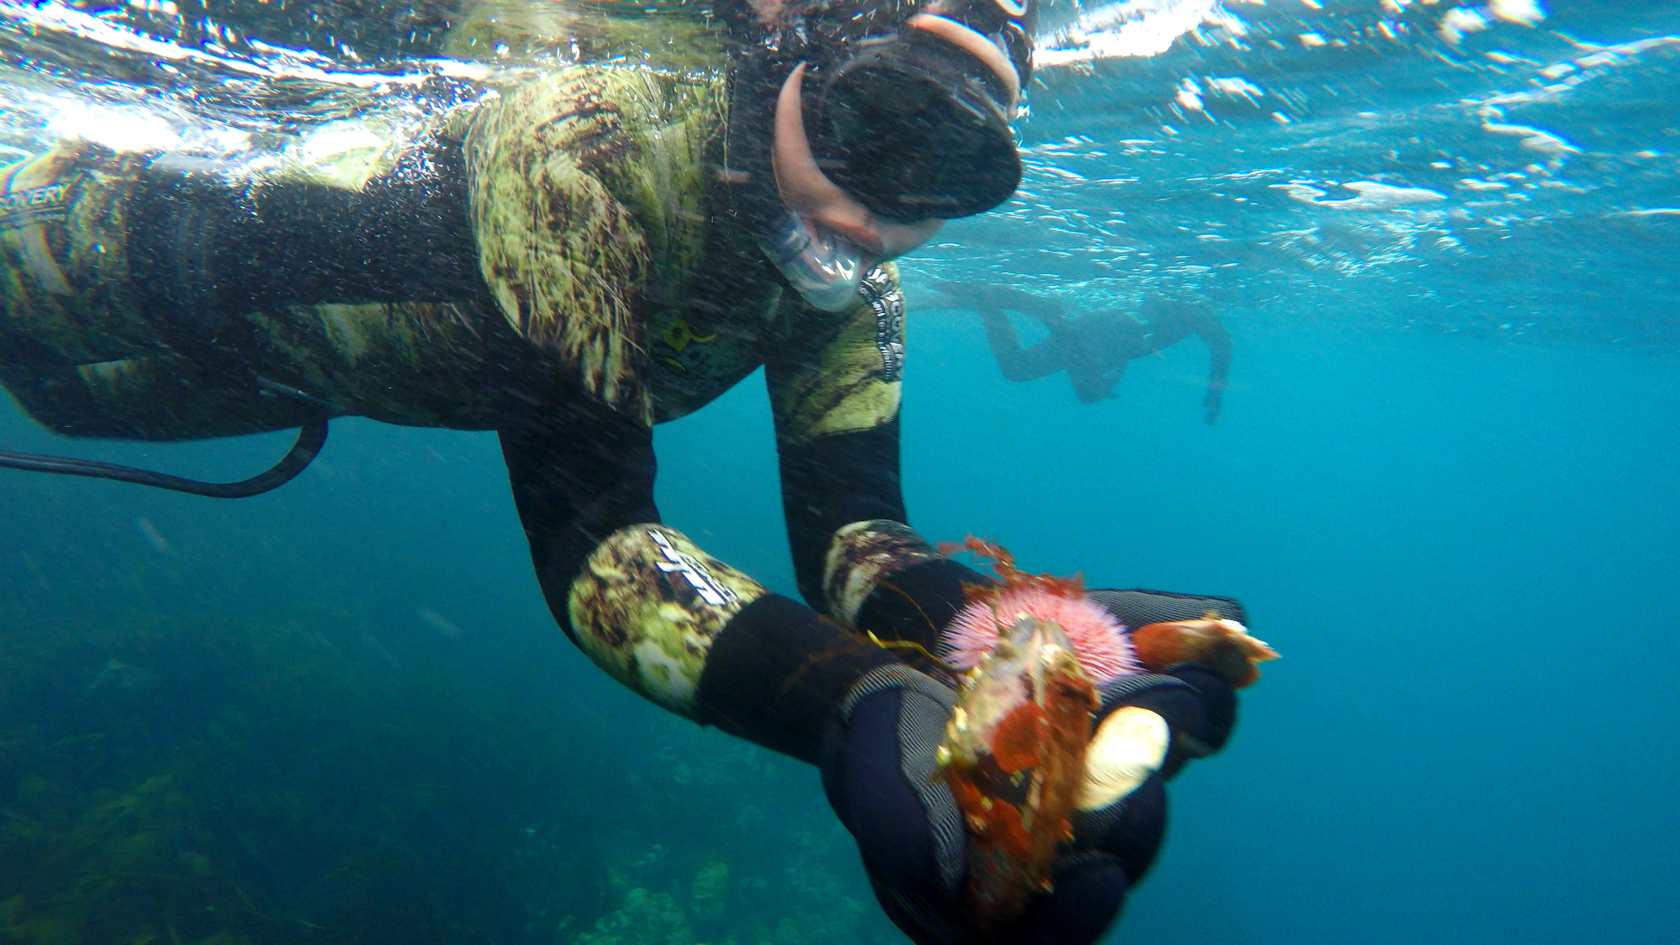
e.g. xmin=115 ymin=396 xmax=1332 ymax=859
xmin=807 ymin=32 xmax=1022 ymax=220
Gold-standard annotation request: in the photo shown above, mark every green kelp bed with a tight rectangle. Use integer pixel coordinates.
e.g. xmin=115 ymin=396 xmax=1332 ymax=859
xmin=0 ymin=591 xmax=885 ymax=945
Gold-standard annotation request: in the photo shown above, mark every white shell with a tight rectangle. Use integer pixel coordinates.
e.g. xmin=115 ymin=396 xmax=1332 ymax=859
xmin=1076 ymin=706 xmax=1169 ymax=811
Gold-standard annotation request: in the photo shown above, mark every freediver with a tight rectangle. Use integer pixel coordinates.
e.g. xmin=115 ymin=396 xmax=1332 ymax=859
xmin=0 ymin=1 xmax=1268 ymax=941
xmin=931 ymin=281 xmax=1233 ymax=422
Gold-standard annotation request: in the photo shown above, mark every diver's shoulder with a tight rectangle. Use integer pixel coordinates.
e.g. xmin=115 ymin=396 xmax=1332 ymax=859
xmin=464 ymin=64 xmax=726 ymax=149
xmin=502 ymin=62 xmax=727 ymax=111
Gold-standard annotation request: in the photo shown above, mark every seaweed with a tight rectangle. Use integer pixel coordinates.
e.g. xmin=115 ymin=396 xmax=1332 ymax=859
xmin=0 ymin=584 xmax=898 ymax=945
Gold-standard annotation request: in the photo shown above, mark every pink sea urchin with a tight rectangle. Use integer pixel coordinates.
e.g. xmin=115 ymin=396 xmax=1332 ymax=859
xmin=941 ymin=585 xmax=1140 ymax=684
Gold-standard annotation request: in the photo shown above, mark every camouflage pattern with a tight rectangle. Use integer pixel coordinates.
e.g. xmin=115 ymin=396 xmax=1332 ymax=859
xmin=0 ymin=125 xmax=505 ymax=433
xmin=263 ymin=114 xmax=416 ymax=191
xmin=0 ymin=63 xmax=919 ymax=713
xmin=0 ymin=64 xmax=908 ymax=437
xmin=0 ymin=144 xmax=155 ymax=365
xmin=766 ymin=263 xmax=906 ymax=443
xmin=465 ymin=69 xmax=668 ymax=424
xmin=239 ymin=301 xmax=497 ymax=427
xmin=822 ymin=518 xmax=944 ymax=628
xmin=567 ymin=524 xmax=768 ymax=715
xmin=443 ymin=5 xmax=726 ymax=70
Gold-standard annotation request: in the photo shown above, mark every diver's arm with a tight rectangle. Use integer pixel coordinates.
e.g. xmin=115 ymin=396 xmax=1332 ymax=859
xmin=497 ymin=387 xmax=904 ymax=763
xmin=1136 ymin=300 xmax=1232 ymax=423
xmin=767 ymin=267 xmax=993 ymax=653
xmin=759 ymin=272 xmax=1252 ymax=945
xmin=497 ymin=393 xmax=661 ymax=642
xmin=1200 ymin=317 xmax=1233 ymax=424
xmin=466 ymin=65 xmax=905 ymax=763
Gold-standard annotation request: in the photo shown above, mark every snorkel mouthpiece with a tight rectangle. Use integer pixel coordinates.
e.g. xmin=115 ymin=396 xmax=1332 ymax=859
xmin=758 ymin=210 xmax=868 ymax=312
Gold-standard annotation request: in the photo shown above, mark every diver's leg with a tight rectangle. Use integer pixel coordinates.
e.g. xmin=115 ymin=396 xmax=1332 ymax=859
xmin=0 ymin=142 xmax=290 ymax=439
xmin=0 ymin=350 xmax=312 ymax=440
xmin=1068 ymin=361 xmax=1126 ymax=404
xmin=0 ymin=124 xmax=492 ymax=436
xmin=931 ymin=280 xmax=1066 ymax=320
xmin=978 ymin=309 xmax=1069 ymax=382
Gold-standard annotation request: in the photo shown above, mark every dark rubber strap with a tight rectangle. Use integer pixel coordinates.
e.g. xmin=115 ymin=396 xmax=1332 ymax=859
xmin=698 ymin=593 xmax=901 ymax=763
xmin=0 ymin=414 xmax=327 ymax=498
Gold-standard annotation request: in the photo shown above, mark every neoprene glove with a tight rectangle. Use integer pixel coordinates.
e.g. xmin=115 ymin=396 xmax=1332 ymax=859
xmin=818 ymin=590 xmax=1246 ymax=945
xmin=819 ymin=666 xmax=1232 ymax=945
xmin=820 ymin=664 xmax=1123 ymax=945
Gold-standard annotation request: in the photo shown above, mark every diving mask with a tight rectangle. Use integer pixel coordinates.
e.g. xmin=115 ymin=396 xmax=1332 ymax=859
xmin=731 ymin=0 xmax=1037 ymax=308
xmin=799 ymin=8 xmax=1032 ymax=221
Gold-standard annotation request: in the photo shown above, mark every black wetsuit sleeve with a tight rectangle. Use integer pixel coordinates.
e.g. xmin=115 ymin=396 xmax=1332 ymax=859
xmin=1133 ymin=300 xmax=1231 ymax=422
xmin=773 ymin=415 xmax=909 ymax=608
xmin=762 ymin=268 xmax=915 ymax=613
xmin=979 ymin=310 xmax=1071 ymax=383
xmin=496 ymin=392 xmax=660 ymax=643
xmin=768 ymin=416 xmax=998 ymax=669
xmin=497 ymin=379 xmax=903 ymax=765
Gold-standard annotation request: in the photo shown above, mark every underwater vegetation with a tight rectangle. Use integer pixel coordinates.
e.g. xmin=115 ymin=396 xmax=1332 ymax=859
xmin=0 ymin=581 xmax=888 ymax=945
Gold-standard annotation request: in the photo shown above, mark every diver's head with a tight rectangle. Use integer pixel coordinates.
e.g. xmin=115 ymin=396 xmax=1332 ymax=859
xmin=772 ymin=0 xmax=1032 ymax=222
xmin=726 ymin=0 xmax=1036 ymax=309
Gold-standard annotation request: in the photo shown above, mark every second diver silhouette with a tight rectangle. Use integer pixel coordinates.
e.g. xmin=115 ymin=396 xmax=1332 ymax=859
xmin=933 ymin=281 xmax=1233 ymax=423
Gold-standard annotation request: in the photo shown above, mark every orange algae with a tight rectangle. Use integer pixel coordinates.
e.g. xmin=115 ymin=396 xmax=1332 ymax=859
xmin=936 ymin=538 xmax=1099 ymax=940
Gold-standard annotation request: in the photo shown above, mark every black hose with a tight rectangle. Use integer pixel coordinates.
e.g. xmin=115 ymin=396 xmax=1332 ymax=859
xmin=0 ymin=416 xmax=329 ymax=498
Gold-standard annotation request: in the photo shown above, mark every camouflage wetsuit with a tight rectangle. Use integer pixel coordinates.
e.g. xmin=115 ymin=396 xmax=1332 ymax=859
xmin=0 ymin=62 xmax=971 ymax=739
xmin=0 ymin=65 xmax=1246 ymax=937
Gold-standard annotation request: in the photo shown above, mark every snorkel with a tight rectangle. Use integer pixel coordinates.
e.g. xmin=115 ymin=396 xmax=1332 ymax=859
xmin=725 ymin=0 xmax=1035 ymax=310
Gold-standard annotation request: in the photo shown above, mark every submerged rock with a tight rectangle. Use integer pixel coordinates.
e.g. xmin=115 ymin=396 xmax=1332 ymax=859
xmin=574 ymin=888 xmax=694 ymax=945
xmin=689 ymin=861 xmax=728 ymax=923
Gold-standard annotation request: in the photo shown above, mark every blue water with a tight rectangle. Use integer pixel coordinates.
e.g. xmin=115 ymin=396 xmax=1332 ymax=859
xmin=2 ymin=1 xmax=1678 ymax=943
